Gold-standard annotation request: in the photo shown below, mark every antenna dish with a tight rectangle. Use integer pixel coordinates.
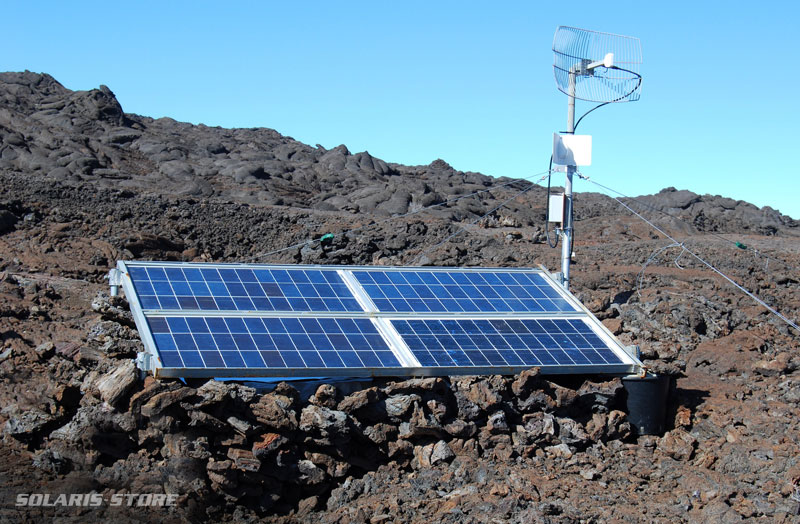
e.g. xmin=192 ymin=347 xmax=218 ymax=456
xmin=553 ymin=26 xmax=642 ymax=103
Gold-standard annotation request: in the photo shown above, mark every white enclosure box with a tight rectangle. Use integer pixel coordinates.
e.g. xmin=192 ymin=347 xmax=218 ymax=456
xmin=552 ymin=133 xmax=592 ymax=166
xmin=548 ymin=193 xmax=565 ymax=223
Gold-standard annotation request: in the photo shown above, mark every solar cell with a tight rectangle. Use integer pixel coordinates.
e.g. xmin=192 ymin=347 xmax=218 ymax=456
xmin=352 ymin=269 xmax=577 ymax=313
xmin=128 ymin=266 xmax=362 ymax=313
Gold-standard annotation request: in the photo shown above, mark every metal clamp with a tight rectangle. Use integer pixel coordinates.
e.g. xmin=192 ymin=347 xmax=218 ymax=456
xmin=108 ymin=268 xmax=123 ymax=297
xmin=135 ymin=352 xmax=153 ymax=374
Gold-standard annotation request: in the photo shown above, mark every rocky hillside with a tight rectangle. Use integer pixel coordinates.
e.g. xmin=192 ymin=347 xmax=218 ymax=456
xmin=1 ymin=72 xmax=796 ymax=230
xmin=0 ymin=72 xmax=799 ymax=523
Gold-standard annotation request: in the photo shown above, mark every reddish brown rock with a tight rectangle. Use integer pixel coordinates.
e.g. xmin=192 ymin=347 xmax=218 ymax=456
xmin=602 ymin=317 xmax=623 ymax=335
xmin=206 ymin=459 xmax=237 ymax=489
xmin=337 ymin=387 xmax=383 ymax=414
xmin=93 ymin=359 xmax=138 ymax=406
xmin=251 ymin=392 xmax=298 ymax=431
xmin=252 ymin=432 xmax=289 ymax=459
xmin=54 ymin=341 xmax=81 ymax=360
xmin=309 ymin=384 xmax=339 ymax=408
xmin=657 ymin=428 xmax=697 ymax=461
xmin=227 ymin=448 xmax=261 ymax=472
xmin=510 ymin=367 xmax=544 ymax=396
xmin=140 ymin=387 xmax=194 ymax=418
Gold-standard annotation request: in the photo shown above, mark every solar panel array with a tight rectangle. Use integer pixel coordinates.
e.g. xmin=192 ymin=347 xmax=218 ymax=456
xmin=115 ymin=262 xmax=640 ymax=378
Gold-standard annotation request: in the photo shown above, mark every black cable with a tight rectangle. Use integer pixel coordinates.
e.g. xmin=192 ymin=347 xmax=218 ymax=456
xmin=545 ymin=155 xmax=559 ymax=248
xmin=574 ymin=102 xmax=611 ymax=132
xmin=573 ymin=66 xmax=642 ymax=132
xmin=569 ymin=191 xmax=575 ymax=258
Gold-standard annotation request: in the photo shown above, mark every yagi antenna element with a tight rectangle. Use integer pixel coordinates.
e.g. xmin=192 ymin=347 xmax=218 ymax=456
xmin=553 ymin=26 xmax=642 ymax=104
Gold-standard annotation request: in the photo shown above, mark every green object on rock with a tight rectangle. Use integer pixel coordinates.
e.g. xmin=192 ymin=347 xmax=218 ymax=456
xmin=320 ymin=233 xmax=334 ymax=244
xmin=735 ymin=241 xmax=747 ymax=250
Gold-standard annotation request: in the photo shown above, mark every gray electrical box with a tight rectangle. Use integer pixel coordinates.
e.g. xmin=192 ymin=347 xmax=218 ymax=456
xmin=548 ymin=193 xmax=565 ymax=223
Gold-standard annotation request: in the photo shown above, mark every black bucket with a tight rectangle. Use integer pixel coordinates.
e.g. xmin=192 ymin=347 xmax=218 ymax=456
xmin=622 ymin=374 xmax=671 ymax=436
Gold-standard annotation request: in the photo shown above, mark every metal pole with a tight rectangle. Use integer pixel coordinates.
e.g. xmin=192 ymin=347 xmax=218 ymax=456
xmin=562 ymin=166 xmax=574 ymax=289
xmin=567 ymin=70 xmax=576 ymax=134
xmin=562 ymin=69 xmax=577 ymax=290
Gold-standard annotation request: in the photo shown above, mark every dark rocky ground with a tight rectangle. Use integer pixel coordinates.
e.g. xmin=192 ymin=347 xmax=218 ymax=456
xmin=0 ymin=71 xmax=799 ymax=523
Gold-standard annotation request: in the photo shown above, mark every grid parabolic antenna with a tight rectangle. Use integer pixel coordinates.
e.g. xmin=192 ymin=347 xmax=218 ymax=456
xmin=111 ymin=261 xmax=643 ymax=378
xmin=553 ymin=26 xmax=642 ymax=103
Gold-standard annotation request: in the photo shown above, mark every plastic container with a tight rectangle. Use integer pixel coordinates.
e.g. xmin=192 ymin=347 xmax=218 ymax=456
xmin=622 ymin=374 xmax=671 ymax=436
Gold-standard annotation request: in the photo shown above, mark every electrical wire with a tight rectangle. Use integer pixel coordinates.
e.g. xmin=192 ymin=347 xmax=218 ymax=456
xmin=573 ymin=66 xmax=642 ymax=133
xmin=544 ymin=155 xmax=559 ymax=248
xmin=247 ymin=170 xmax=551 ymax=262
xmin=636 ymin=241 xmax=685 ymax=298
xmin=584 ymin=177 xmax=799 ymax=334
xmin=575 ymin=172 xmax=800 ymax=275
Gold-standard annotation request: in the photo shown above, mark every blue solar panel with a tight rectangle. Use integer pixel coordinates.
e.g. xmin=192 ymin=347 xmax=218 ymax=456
xmin=128 ymin=266 xmax=363 ymax=313
xmin=391 ymin=318 xmax=621 ymax=368
xmin=115 ymin=262 xmax=639 ymax=377
xmin=147 ymin=316 xmax=401 ymax=369
xmin=352 ymin=269 xmax=577 ymax=313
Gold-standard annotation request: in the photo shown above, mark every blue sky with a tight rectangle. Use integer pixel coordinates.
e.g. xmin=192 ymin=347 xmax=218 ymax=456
xmin=5 ymin=1 xmax=799 ymax=219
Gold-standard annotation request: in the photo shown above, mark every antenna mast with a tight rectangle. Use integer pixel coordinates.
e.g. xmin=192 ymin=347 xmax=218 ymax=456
xmin=551 ymin=26 xmax=642 ymax=289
